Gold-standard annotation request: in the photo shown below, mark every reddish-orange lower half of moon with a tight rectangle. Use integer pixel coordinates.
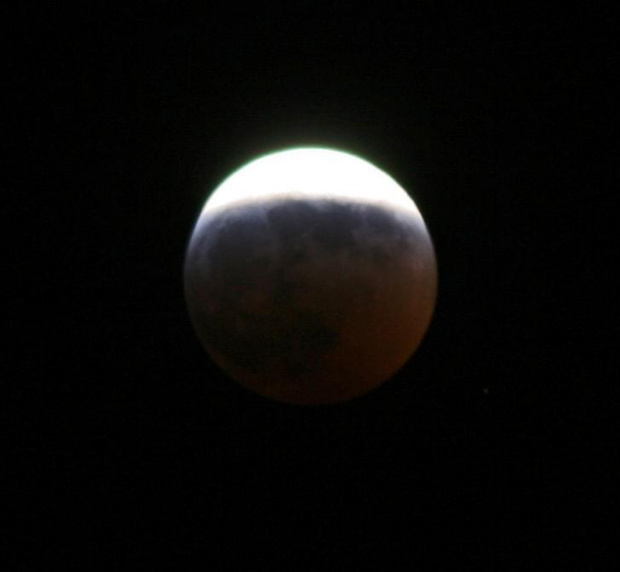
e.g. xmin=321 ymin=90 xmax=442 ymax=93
xmin=184 ymin=197 xmax=437 ymax=405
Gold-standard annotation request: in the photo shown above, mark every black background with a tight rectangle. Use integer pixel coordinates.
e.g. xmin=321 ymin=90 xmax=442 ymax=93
xmin=3 ymin=3 xmax=616 ymax=570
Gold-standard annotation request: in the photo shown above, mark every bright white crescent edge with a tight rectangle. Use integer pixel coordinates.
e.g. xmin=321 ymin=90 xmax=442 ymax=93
xmin=201 ymin=147 xmax=423 ymax=220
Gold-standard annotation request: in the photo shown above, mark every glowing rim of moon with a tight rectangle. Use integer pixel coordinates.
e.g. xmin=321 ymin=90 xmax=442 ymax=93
xmin=201 ymin=147 xmax=423 ymax=218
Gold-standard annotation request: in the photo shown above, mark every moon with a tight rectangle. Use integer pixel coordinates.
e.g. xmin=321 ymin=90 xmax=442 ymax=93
xmin=184 ymin=148 xmax=437 ymax=405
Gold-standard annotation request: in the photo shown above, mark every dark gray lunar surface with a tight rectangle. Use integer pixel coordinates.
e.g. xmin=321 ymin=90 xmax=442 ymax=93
xmin=184 ymin=197 xmax=437 ymax=404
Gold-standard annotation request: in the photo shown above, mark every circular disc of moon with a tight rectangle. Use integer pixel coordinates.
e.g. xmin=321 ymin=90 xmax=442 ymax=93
xmin=184 ymin=148 xmax=437 ymax=405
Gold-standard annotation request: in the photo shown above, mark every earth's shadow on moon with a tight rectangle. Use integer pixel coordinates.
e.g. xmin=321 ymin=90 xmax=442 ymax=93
xmin=185 ymin=197 xmax=437 ymax=405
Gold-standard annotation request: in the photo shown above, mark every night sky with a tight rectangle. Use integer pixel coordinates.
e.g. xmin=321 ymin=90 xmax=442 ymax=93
xmin=4 ymin=3 xmax=616 ymax=570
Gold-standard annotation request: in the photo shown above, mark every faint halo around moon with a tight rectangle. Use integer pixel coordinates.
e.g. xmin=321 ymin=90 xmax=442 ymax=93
xmin=184 ymin=147 xmax=438 ymax=405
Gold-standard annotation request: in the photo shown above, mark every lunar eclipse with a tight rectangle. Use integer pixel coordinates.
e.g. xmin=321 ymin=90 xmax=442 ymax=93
xmin=184 ymin=148 xmax=437 ymax=404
